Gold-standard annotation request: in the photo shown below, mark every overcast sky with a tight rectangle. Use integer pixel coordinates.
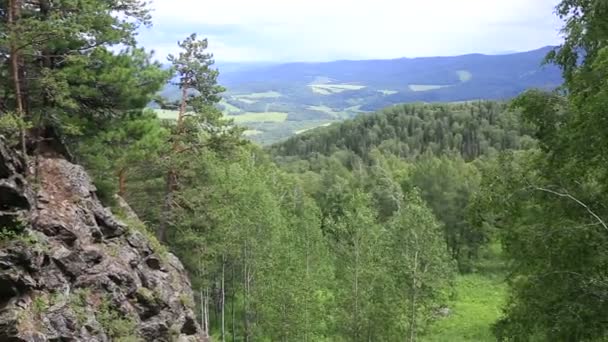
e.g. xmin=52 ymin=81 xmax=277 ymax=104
xmin=138 ymin=0 xmax=563 ymax=63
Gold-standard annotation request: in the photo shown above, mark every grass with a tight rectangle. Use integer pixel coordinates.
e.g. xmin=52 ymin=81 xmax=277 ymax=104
xmin=457 ymin=70 xmax=473 ymax=82
xmin=345 ymin=105 xmax=363 ymax=112
xmin=155 ymin=109 xmax=180 ymax=120
xmin=228 ymin=112 xmax=288 ymax=123
xmin=307 ymin=105 xmax=347 ymax=119
xmin=243 ymin=129 xmax=263 ymax=136
xmin=154 ymin=109 xmax=287 ymax=124
xmin=234 ymin=91 xmax=282 ymax=99
xmin=378 ymin=89 xmax=398 ymax=95
xmin=220 ymin=99 xmax=242 ymax=114
xmin=309 ymin=83 xmax=366 ymax=95
xmin=235 ymin=98 xmax=258 ymax=104
xmin=409 ymin=84 xmax=451 ymax=92
xmin=422 ymin=244 xmax=507 ymax=342
xmin=295 ymin=122 xmax=332 ymax=134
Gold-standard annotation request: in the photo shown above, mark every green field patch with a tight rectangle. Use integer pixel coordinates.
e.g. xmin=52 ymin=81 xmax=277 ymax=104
xmin=243 ymin=129 xmax=263 ymax=136
xmin=378 ymin=89 xmax=398 ymax=95
xmin=346 ymin=105 xmax=362 ymax=111
xmin=423 ymin=244 xmax=507 ymax=342
xmin=457 ymin=70 xmax=473 ymax=82
xmin=295 ymin=122 xmax=332 ymax=135
xmin=155 ymin=109 xmax=179 ymax=120
xmin=220 ymin=99 xmax=243 ymax=114
xmin=235 ymin=98 xmax=258 ymax=104
xmin=235 ymin=91 xmax=282 ymax=100
xmin=228 ymin=112 xmax=288 ymax=123
xmin=155 ymin=109 xmax=287 ymax=124
xmin=409 ymin=84 xmax=451 ymax=92
xmin=309 ymin=83 xmax=367 ymax=95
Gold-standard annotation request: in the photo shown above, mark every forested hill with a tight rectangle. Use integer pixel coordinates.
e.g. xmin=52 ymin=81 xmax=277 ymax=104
xmin=270 ymin=101 xmax=536 ymax=161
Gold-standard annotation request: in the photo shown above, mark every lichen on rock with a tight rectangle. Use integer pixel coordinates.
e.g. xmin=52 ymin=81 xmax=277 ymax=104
xmin=0 ymin=138 xmax=202 ymax=341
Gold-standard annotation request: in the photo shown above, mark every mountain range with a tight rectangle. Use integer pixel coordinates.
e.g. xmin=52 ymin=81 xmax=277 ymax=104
xmin=158 ymin=46 xmax=562 ymax=144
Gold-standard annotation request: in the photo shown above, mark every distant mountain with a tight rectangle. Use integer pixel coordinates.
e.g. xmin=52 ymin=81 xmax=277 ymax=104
xmin=158 ymin=47 xmax=562 ymax=144
xmin=218 ymin=46 xmax=561 ymax=109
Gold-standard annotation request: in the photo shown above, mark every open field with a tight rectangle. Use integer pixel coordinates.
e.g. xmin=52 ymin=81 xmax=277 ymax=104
xmin=234 ymin=98 xmax=258 ymax=104
xmin=234 ymin=91 xmax=282 ymax=100
xmin=457 ymin=70 xmax=473 ymax=82
xmin=307 ymin=105 xmax=349 ymax=119
xmin=155 ymin=109 xmax=180 ymax=120
xmin=154 ymin=109 xmax=287 ymax=124
xmin=295 ymin=122 xmax=332 ymax=134
xmin=409 ymin=84 xmax=451 ymax=92
xmin=309 ymin=83 xmax=367 ymax=95
xmin=378 ymin=89 xmax=398 ymax=95
xmin=243 ymin=129 xmax=263 ymax=136
xmin=228 ymin=112 xmax=288 ymax=123
xmin=220 ymin=99 xmax=243 ymax=114
xmin=423 ymin=244 xmax=506 ymax=341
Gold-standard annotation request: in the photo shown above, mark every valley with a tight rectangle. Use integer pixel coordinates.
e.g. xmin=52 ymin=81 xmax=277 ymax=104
xmin=157 ymin=47 xmax=562 ymax=144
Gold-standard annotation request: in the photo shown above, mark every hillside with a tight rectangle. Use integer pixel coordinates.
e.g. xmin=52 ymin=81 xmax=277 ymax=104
xmin=270 ymin=101 xmax=535 ymax=161
xmin=158 ymin=47 xmax=561 ymax=144
xmin=0 ymin=139 xmax=202 ymax=341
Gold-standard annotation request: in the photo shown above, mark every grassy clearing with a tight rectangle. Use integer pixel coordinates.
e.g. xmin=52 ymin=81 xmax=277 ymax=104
xmin=155 ymin=109 xmax=179 ymax=120
xmin=309 ymin=83 xmax=366 ymax=95
xmin=409 ymin=84 xmax=451 ymax=92
xmin=228 ymin=112 xmax=288 ymax=123
xmin=422 ymin=244 xmax=507 ymax=342
xmin=235 ymin=98 xmax=258 ymax=104
xmin=235 ymin=91 xmax=282 ymax=100
xmin=243 ymin=129 xmax=263 ymax=136
xmin=378 ymin=89 xmax=398 ymax=95
xmin=155 ymin=109 xmax=287 ymax=123
xmin=457 ymin=70 xmax=473 ymax=82
xmin=307 ymin=105 xmax=349 ymax=119
xmin=345 ymin=105 xmax=363 ymax=112
xmin=295 ymin=122 xmax=332 ymax=134
xmin=220 ymin=99 xmax=243 ymax=114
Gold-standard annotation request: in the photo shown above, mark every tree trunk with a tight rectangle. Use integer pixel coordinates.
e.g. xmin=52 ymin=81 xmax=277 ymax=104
xmin=221 ymin=254 xmax=226 ymax=342
xmin=159 ymin=84 xmax=188 ymax=242
xmin=231 ymin=265 xmax=236 ymax=342
xmin=8 ymin=0 xmax=26 ymax=157
xmin=177 ymin=86 xmax=187 ymax=130
xmin=409 ymin=250 xmax=419 ymax=342
xmin=200 ymin=287 xmax=210 ymax=341
xmin=354 ymin=239 xmax=360 ymax=341
xmin=157 ymin=169 xmax=175 ymax=242
xmin=243 ymin=256 xmax=250 ymax=342
xmin=117 ymin=167 xmax=127 ymax=197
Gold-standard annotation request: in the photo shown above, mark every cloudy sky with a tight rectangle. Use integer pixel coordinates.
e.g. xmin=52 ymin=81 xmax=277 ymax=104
xmin=138 ymin=0 xmax=563 ymax=63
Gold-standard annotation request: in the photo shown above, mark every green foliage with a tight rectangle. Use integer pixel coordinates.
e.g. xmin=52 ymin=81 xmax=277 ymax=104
xmin=422 ymin=243 xmax=507 ymax=341
xmin=466 ymin=2 xmax=608 ymax=340
xmin=97 ymin=295 xmax=139 ymax=341
xmin=70 ymin=288 xmax=91 ymax=326
xmin=271 ymin=101 xmax=534 ymax=161
xmin=32 ymin=295 xmax=50 ymax=316
xmin=0 ymin=216 xmax=34 ymax=246
xmin=410 ymin=154 xmax=483 ymax=271
xmin=0 ymin=112 xmax=30 ymax=145
xmin=0 ymin=0 xmax=169 ymax=139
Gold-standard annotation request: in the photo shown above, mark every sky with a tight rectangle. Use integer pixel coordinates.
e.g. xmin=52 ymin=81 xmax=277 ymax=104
xmin=139 ymin=0 xmax=564 ymax=63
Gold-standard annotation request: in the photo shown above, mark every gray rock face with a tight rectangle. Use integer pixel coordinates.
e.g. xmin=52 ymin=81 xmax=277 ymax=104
xmin=0 ymin=139 xmax=202 ymax=341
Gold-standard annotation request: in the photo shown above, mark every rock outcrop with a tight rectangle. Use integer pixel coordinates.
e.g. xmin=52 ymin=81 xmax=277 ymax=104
xmin=0 ymin=138 xmax=202 ymax=341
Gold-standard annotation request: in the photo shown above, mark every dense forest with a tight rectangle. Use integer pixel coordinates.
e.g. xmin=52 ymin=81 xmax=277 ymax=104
xmin=1 ymin=0 xmax=607 ymax=341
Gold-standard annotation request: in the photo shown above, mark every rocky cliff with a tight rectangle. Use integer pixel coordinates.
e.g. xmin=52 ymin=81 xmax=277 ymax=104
xmin=0 ymin=139 xmax=202 ymax=341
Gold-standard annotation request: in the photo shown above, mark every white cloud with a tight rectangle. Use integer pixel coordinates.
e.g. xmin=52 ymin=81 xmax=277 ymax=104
xmin=141 ymin=0 xmax=563 ymax=62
